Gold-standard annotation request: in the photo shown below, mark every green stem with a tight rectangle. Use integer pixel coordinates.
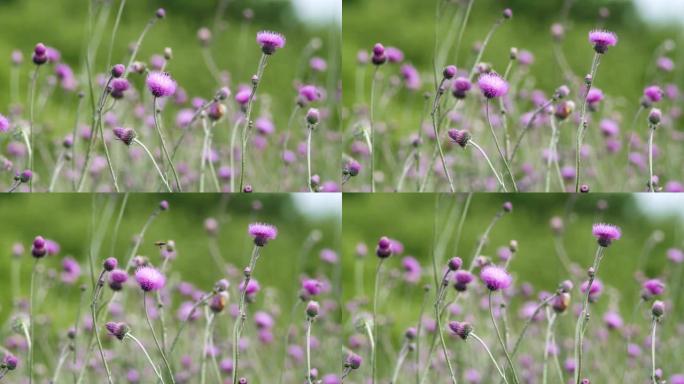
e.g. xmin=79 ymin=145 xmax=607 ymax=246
xmin=143 ymin=292 xmax=176 ymax=383
xmin=153 ymin=97 xmax=182 ymax=191
xmin=239 ymin=54 xmax=269 ymax=192
xmin=371 ymin=259 xmax=385 ymax=384
xmin=28 ymin=67 xmax=39 ymax=192
xmin=471 ymin=333 xmax=508 ymax=384
xmin=489 ymin=291 xmax=519 ymax=384
xmin=485 ymin=100 xmax=517 ymax=191
xmin=369 ymin=67 xmax=379 ymax=192
xmin=133 ymin=138 xmax=172 ymax=192
xmin=232 ymin=246 xmax=261 ymax=384
xmin=469 ymin=140 xmax=508 ymax=192
xmin=575 ymin=53 xmax=601 ymax=192
xmin=128 ymin=333 xmax=165 ymax=384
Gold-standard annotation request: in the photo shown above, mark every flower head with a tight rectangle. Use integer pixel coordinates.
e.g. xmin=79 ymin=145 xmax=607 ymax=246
xmin=135 ymin=266 xmax=165 ymax=292
xmin=345 ymin=353 xmax=362 ymax=370
xmin=113 ymin=127 xmax=136 ymax=146
xmin=592 ymin=223 xmax=621 ymax=247
xmin=447 ymin=129 xmax=470 ymax=148
xmin=248 ymin=222 xmax=278 ymax=246
xmin=453 ymin=270 xmax=474 ymax=291
xmin=109 ymin=269 xmax=128 ymax=291
xmin=480 ymin=265 xmax=512 ymax=291
xmin=448 ymin=321 xmax=472 ymax=340
xmin=477 ymin=73 xmax=508 ymax=99
xmin=588 ymin=30 xmax=618 ymax=53
xmin=105 ymin=322 xmax=128 ymax=340
xmin=256 ymin=31 xmax=286 ymax=54
xmin=146 ymin=72 xmax=177 ymax=98
xmin=0 ymin=114 xmax=10 ymax=133
xmin=644 ymin=85 xmax=664 ymax=104
xmin=642 ymin=278 xmax=665 ymax=298
xmin=2 ymin=353 xmax=18 ymax=370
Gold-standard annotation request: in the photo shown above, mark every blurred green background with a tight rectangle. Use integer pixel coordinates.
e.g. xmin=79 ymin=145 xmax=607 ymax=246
xmin=342 ymin=193 xmax=684 ymax=332
xmin=0 ymin=193 xmax=341 ymax=327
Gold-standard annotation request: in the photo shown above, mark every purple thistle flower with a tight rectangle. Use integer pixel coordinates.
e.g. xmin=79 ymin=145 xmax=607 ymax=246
xmin=109 ymin=269 xmax=128 ymax=291
xmin=103 ymin=257 xmax=118 ymax=272
xmin=385 ymin=47 xmax=404 ymax=63
xmin=298 ymin=84 xmax=320 ymax=104
xmin=642 ymin=278 xmax=665 ymax=297
xmin=110 ymin=78 xmax=130 ymax=99
xmin=603 ymin=311 xmax=623 ymax=330
xmin=0 ymin=113 xmax=9 ymax=133
xmin=480 ymin=265 xmax=513 ymax=291
xmin=401 ymin=256 xmax=422 ymax=284
xmin=256 ymin=31 xmax=286 ymax=54
xmin=376 ymin=236 xmax=392 ymax=258
xmin=448 ymin=129 xmax=471 ymax=149
xmin=239 ymin=279 xmax=261 ymax=296
xmin=254 ymin=311 xmax=274 ymax=329
xmin=146 ymin=72 xmax=177 ymax=98
xmin=588 ymin=29 xmax=618 ymax=53
xmin=248 ymin=222 xmax=278 ymax=246
xmin=592 ymin=223 xmax=621 ymax=247
xmin=447 ymin=320 xmax=472 ymax=340
xmin=400 ymin=64 xmax=422 ymax=91
xmin=31 ymin=235 xmax=47 ymax=258
xmin=105 ymin=322 xmax=128 ymax=340
xmin=644 ymin=85 xmax=664 ymax=103
xmin=113 ymin=127 xmax=136 ymax=146
xmin=586 ymin=88 xmax=604 ymax=105
xmin=345 ymin=353 xmax=362 ymax=370
xmin=452 ymin=77 xmax=472 ymax=99
xmin=453 ymin=270 xmax=474 ymax=291
xmin=134 ymin=266 xmax=165 ymax=292
xmin=344 ymin=159 xmax=361 ymax=177
xmin=309 ymin=57 xmax=327 ymax=72
xmin=477 ymin=73 xmax=508 ymax=99
xmin=667 ymin=248 xmax=684 ymax=263
xmin=61 ymin=257 xmax=81 ymax=284
xmin=2 ymin=353 xmax=18 ymax=370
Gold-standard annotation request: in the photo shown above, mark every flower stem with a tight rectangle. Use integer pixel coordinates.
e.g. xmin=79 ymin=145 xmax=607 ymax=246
xmin=651 ymin=318 xmax=658 ymax=384
xmin=542 ymin=311 xmax=557 ymax=384
xmin=232 ymin=245 xmax=261 ymax=384
xmin=133 ymin=138 xmax=172 ymax=192
xmin=239 ymin=54 xmax=269 ymax=192
xmin=648 ymin=125 xmax=656 ymax=192
xmin=371 ymin=259 xmax=384 ymax=384
xmin=390 ymin=342 xmax=409 ymax=384
xmin=305 ymin=318 xmax=314 ymax=384
xmin=469 ymin=140 xmax=508 ymax=192
xmin=573 ymin=245 xmax=605 ymax=384
xmin=369 ymin=67 xmax=379 ymax=192
xmin=489 ymin=291 xmax=520 ymax=384
xmin=470 ymin=333 xmax=509 ymax=384
xmin=485 ymin=100 xmax=517 ymax=191
xmin=153 ymin=97 xmax=182 ymax=191
xmin=128 ymin=333 xmax=165 ymax=384
xmin=28 ymin=260 xmax=38 ymax=384
xmin=143 ymin=292 xmax=176 ymax=384
xmin=575 ymin=53 xmax=601 ymax=192
xmin=28 ymin=66 xmax=39 ymax=192
xmin=306 ymin=125 xmax=314 ymax=192
xmin=91 ymin=270 xmax=113 ymax=384
xmin=430 ymin=79 xmax=456 ymax=192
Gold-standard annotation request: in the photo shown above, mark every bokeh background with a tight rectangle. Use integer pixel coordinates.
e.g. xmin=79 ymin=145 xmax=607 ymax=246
xmin=342 ymin=193 xmax=684 ymax=377
xmin=0 ymin=193 xmax=341 ymax=327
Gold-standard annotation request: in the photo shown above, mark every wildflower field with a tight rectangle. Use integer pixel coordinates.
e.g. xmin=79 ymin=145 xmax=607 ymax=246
xmin=342 ymin=194 xmax=684 ymax=383
xmin=0 ymin=0 xmax=341 ymax=193
xmin=342 ymin=0 xmax=684 ymax=192
xmin=0 ymin=194 xmax=342 ymax=383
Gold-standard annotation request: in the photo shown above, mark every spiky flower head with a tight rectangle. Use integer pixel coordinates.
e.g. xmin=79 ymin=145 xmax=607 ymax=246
xmin=146 ymin=72 xmax=177 ymax=98
xmin=477 ymin=73 xmax=508 ymax=99
xmin=135 ymin=266 xmax=166 ymax=292
xmin=588 ymin=30 xmax=618 ymax=53
xmin=591 ymin=223 xmax=621 ymax=247
xmin=248 ymin=222 xmax=278 ymax=246
xmin=256 ymin=31 xmax=286 ymax=54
